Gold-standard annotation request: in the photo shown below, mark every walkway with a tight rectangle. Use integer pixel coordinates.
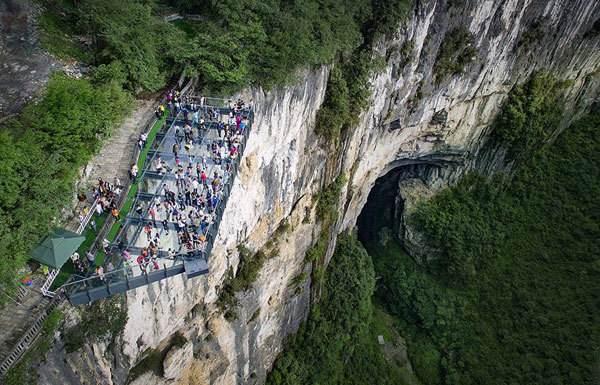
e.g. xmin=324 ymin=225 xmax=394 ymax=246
xmin=0 ymin=87 xmax=187 ymax=378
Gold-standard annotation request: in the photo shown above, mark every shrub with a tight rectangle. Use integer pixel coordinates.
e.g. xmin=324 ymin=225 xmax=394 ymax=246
xmin=315 ymin=66 xmax=350 ymax=141
xmin=268 ymin=234 xmax=409 ymax=385
xmin=433 ymin=28 xmax=477 ymax=82
xmin=63 ymin=297 xmax=128 ymax=352
xmin=216 ymin=245 xmax=268 ymax=320
xmin=492 ymin=72 xmax=565 ymax=157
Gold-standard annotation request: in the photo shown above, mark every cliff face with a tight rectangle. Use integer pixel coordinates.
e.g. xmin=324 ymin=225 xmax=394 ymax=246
xmin=38 ymin=1 xmax=599 ymax=384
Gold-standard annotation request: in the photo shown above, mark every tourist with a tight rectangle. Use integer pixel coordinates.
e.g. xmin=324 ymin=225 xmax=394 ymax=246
xmin=111 ymin=207 xmax=120 ymax=221
xmin=96 ymin=266 xmax=105 ymax=281
xmin=144 ymin=224 xmax=152 ymax=241
xmin=102 ymin=238 xmax=111 ymax=253
xmin=135 ymin=203 xmax=144 ymax=217
xmin=149 ymin=206 xmax=157 ymax=226
xmin=86 ymin=251 xmax=95 ymax=267
xmin=130 ymin=163 xmax=138 ymax=180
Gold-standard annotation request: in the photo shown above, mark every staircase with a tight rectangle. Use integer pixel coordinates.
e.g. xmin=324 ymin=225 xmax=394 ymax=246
xmin=0 ymin=294 xmax=61 ymax=376
xmin=40 ymin=269 xmax=59 ymax=297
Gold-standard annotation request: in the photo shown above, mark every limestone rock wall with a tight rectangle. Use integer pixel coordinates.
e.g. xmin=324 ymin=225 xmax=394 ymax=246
xmin=37 ymin=1 xmax=599 ymax=384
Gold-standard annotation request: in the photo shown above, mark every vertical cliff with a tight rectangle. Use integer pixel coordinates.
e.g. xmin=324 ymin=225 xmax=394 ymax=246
xmin=37 ymin=1 xmax=599 ymax=384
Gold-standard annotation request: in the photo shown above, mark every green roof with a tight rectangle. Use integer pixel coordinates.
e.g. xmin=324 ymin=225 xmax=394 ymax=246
xmin=31 ymin=228 xmax=85 ymax=269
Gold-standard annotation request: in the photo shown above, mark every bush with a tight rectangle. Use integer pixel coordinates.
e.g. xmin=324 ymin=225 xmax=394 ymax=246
xmin=314 ymin=50 xmax=379 ymax=142
xmin=128 ymin=331 xmax=189 ymax=382
xmin=315 ymin=67 xmax=351 ymax=140
xmin=409 ymin=339 xmax=441 ymax=384
xmin=267 ymin=234 xmax=386 ymax=385
xmin=63 ymin=297 xmax=128 ymax=352
xmin=433 ymin=28 xmax=478 ymax=82
xmin=216 ymin=245 xmax=268 ymax=320
xmin=492 ymin=72 xmax=566 ymax=157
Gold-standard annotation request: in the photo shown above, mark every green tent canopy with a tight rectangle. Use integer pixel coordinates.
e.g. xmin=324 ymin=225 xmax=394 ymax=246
xmin=31 ymin=228 xmax=85 ymax=269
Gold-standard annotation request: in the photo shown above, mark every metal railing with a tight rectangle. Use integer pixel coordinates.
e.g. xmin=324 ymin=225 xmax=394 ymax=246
xmin=76 ymin=196 xmax=100 ymax=234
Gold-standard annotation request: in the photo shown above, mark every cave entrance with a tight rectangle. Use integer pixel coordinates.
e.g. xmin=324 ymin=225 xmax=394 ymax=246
xmin=356 ymin=163 xmax=444 ymax=249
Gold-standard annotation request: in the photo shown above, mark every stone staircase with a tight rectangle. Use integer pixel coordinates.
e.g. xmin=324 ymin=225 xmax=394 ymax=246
xmin=0 ymin=291 xmax=62 ymax=376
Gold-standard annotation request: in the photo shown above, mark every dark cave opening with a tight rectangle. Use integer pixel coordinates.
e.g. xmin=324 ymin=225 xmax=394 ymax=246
xmin=356 ymin=168 xmax=403 ymax=247
xmin=356 ymin=163 xmax=445 ymax=249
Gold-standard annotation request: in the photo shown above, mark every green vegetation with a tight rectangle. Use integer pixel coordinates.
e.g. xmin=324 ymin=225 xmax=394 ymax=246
xmin=366 ymin=107 xmax=600 ymax=385
xmin=315 ymin=66 xmax=351 ymax=141
xmin=39 ymin=0 xmax=399 ymax=94
xmin=493 ymin=72 xmax=567 ymax=157
xmin=63 ymin=297 xmax=128 ymax=353
xmin=5 ymin=309 xmax=63 ymax=385
xmin=313 ymin=0 xmax=412 ymax=142
xmin=0 ymin=74 xmax=131 ymax=297
xmin=314 ymin=50 xmax=378 ymax=142
xmin=216 ymin=245 xmax=268 ymax=320
xmin=38 ymin=7 xmax=92 ymax=62
xmin=433 ymin=28 xmax=477 ymax=82
xmin=40 ymin=0 xmax=179 ymax=92
xmin=304 ymin=175 xmax=346 ymax=283
xmin=268 ymin=234 xmax=412 ymax=385
xmin=518 ymin=18 xmax=545 ymax=49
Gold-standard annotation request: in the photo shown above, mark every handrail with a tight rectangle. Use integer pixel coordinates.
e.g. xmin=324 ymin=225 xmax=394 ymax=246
xmin=76 ymin=196 xmax=100 ymax=234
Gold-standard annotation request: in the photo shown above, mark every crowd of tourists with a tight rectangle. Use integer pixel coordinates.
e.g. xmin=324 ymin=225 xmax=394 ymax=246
xmin=120 ymin=94 xmax=250 ymax=274
xmin=71 ymin=177 xmax=124 ymax=275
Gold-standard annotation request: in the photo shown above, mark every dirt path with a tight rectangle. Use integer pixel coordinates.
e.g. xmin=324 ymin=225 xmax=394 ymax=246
xmin=84 ymin=99 xmax=155 ymax=185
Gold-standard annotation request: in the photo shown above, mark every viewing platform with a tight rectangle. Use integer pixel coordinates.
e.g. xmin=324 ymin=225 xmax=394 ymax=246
xmin=63 ymin=98 xmax=253 ymax=305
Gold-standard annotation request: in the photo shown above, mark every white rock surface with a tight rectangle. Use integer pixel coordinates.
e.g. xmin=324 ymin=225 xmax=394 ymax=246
xmin=163 ymin=342 xmax=194 ymax=380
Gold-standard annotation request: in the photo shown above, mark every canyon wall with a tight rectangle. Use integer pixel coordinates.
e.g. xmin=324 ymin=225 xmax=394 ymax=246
xmin=37 ymin=0 xmax=599 ymax=384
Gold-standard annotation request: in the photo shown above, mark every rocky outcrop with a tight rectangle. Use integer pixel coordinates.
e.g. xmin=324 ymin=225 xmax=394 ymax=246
xmin=37 ymin=1 xmax=599 ymax=384
xmin=163 ymin=342 xmax=193 ymax=380
xmin=0 ymin=0 xmax=60 ymax=118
